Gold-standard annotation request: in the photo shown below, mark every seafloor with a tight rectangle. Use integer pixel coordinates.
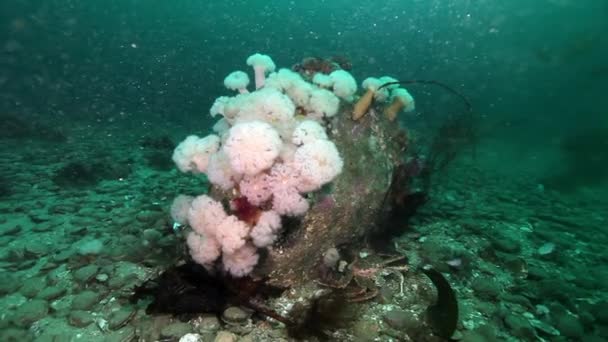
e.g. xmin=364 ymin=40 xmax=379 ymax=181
xmin=0 ymin=118 xmax=606 ymax=341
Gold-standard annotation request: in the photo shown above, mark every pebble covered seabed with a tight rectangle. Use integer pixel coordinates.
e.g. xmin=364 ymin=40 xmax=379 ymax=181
xmin=0 ymin=121 xmax=607 ymax=341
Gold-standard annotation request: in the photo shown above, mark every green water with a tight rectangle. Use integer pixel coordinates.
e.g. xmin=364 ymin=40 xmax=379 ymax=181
xmin=1 ymin=1 xmax=607 ymax=341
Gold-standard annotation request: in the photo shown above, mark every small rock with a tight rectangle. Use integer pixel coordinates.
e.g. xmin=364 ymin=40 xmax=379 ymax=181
xmin=472 ymin=278 xmax=501 ymax=300
xmin=554 ymin=312 xmax=584 ymax=339
xmin=48 ymin=204 xmax=78 ymax=214
xmin=38 ymin=285 xmax=67 ymax=301
xmin=500 ymin=293 xmax=532 ymax=308
xmin=198 ymin=315 xmax=221 ymax=333
xmin=0 ymin=225 xmax=21 ymax=236
xmin=24 ymin=241 xmax=52 ymax=257
xmin=214 ymin=331 xmax=238 ymax=342
xmin=491 ymin=235 xmax=520 ymax=253
xmin=71 ymin=290 xmax=100 ymax=310
xmin=0 ymin=328 xmax=29 ymax=341
xmin=19 ymin=277 xmax=47 ymax=298
xmin=0 ymin=273 xmax=21 ymax=295
xmin=109 ymin=308 xmax=136 ymax=330
xmin=68 ymin=310 xmax=95 ymax=327
xmin=504 ymin=313 xmax=535 ymax=340
xmin=30 ymin=214 xmax=52 ymax=223
xmin=352 ymin=320 xmax=380 ymax=341
xmin=13 ymin=299 xmax=49 ymax=327
xmin=527 ymin=265 xmax=549 ymax=280
xmin=591 ymin=301 xmax=608 ymax=324
xmin=161 ymin=322 xmax=193 ymax=339
xmin=73 ymin=265 xmax=100 ymax=283
xmin=383 ymin=309 xmax=417 ymax=330
xmin=143 ymin=228 xmax=163 ymax=242
xmin=77 ymin=239 xmax=104 ymax=256
xmin=104 ymin=326 xmax=136 ymax=342
xmin=222 ymin=306 xmax=250 ymax=324
xmin=32 ymin=221 xmax=54 ymax=232
xmin=96 ymin=273 xmax=109 ymax=282
xmin=529 ymin=318 xmax=560 ymax=337
xmin=136 ymin=210 xmax=160 ymax=223
xmin=179 ymin=333 xmax=203 ymax=342
xmin=537 ymin=242 xmax=555 ymax=256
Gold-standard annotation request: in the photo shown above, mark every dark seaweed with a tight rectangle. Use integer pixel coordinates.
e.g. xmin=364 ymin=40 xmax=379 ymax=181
xmin=286 ymin=292 xmax=355 ymax=341
xmin=139 ymin=135 xmax=175 ymax=170
xmin=130 ymin=262 xmax=227 ymax=316
xmin=370 ymin=162 xmax=428 ymax=250
xmin=540 ymin=126 xmax=608 ymax=191
xmin=130 ymin=261 xmax=289 ymax=323
xmin=421 ymin=265 xmax=459 ymax=340
xmin=52 ymin=158 xmax=133 ymax=188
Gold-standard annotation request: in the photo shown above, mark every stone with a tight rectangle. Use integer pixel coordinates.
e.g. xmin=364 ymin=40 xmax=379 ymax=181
xmin=500 ymin=293 xmax=532 ymax=308
xmin=13 ymin=299 xmax=49 ymax=327
xmin=24 ymin=241 xmax=52 ymax=257
xmin=19 ymin=277 xmax=47 ymax=298
xmin=0 ymin=273 xmax=20 ymax=295
xmin=503 ymin=313 xmax=535 ymax=340
xmin=352 ymin=320 xmax=380 ymax=341
xmin=71 ymin=290 xmax=100 ymax=310
xmin=68 ymin=310 xmax=95 ymax=327
xmin=198 ymin=315 xmax=221 ymax=333
xmin=0 ymin=224 xmax=21 ymax=236
xmin=0 ymin=328 xmax=29 ymax=341
xmin=161 ymin=322 xmax=193 ymax=339
xmin=143 ymin=228 xmax=163 ymax=242
xmin=136 ymin=210 xmax=160 ymax=223
xmin=472 ymin=278 xmax=501 ymax=300
xmin=73 ymin=265 xmax=100 ymax=283
xmin=222 ymin=306 xmax=250 ymax=324
xmin=109 ymin=308 xmax=136 ymax=330
xmin=383 ymin=309 xmax=417 ymax=330
xmin=214 ymin=331 xmax=238 ymax=342
xmin=38 ymin=285 xmax=67 ymax=301
xmin=490 ymin=235 xmax=520 ymax=254
xmin=96 ymin=273 xmax=109 ymax=282
xmin=104 ymin=326 xmax=136 ymax=342
xmin=591 ymin=301 xmax=608 ymax=324
xmin=554 ymin=312 xmax=584 ymax=339
xmin=179 ymin=333 xmax=203 ymax=342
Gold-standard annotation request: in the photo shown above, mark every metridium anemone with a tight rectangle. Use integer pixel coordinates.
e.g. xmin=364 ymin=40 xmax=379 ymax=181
xmin=329 ymin=70 xmax=357 ymax=101
xmin=224 ymin=71 xmax=250 ymax=94
xmin=352 ymin=77 xmax=392 ymax=120
xmin=312 ymin=73 xmax=333 ymax=89
xmin=172 ymin=135 xmax=221 ymax=173
xmin=247 ymin=53 xmax=276 ymax=89
xmin=384 ymin=88 xmax=415 ymax=121
xmin=223 ymin=121 xmax=282 ymax=175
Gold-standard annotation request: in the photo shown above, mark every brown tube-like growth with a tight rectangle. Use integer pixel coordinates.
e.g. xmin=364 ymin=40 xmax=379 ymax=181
xmin=352 ymin=88 xmax=375 ymax=121
xmin=384 ymin=88 xmax=415 ymax=122
xmin=384 ymin=97 xmax=407 ymax=121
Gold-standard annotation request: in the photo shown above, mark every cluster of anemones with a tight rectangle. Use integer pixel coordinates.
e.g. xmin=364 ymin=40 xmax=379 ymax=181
xmin=170 ymin=53 xmax=352 ymax=277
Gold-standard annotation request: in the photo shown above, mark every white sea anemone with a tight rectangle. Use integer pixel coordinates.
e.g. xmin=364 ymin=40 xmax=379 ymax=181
xmin=223 ymin=121 xmax=282 ymax=176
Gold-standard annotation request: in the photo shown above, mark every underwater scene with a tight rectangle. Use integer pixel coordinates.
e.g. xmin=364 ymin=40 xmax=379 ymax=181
xmin=1 ymin=0 xmax=607 ymax=341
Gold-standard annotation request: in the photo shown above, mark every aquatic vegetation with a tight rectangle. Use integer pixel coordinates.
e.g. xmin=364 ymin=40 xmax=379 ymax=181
xmin=2 ymin=1 xmax=606 ymax=340
xmin=421 ymin=107 xmax=478 ymax=190
xmin=541 ymin=126 xmax=608 ymax=191
xmin=139 ymin=135 xmax=175 ymax=170
xmin=0 ymin=113 xmax=67 ymax=142
xmin=0 ymin=175 xmax=11 ymax=197
xmin=52 ymin=161 xmax=101 ymax=188
xmin=52 ymin=158 xmax=133 ymax=188
xmin=421 ymin=265 xmax=459 ymax=339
